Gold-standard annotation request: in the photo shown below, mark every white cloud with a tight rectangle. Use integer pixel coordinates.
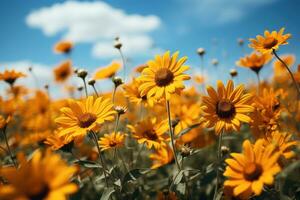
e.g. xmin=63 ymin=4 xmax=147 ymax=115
xmin=182 ymin=0 xmax=279 ymax=24
xmin=26 ymin=1 xmax=161 ymax=58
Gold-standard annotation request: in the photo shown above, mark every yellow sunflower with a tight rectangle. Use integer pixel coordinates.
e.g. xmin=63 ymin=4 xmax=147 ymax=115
xmin=0 ymin=70 xmax=26 ymax=85
xmin=224 ymin=139 xmax=281 ymax=198
xmin=55 ymin=96 xmax=116 ymax=141
xmin=149 ymin=146 xmax=174 ymax=169
xmin=93 ymin=62 xmax=121 ymax=80
xmin=249 ymin=28 xmax=291 ymax=54
xmin=98 ymin=132 xmax=125 ymax=151
xmin=53 ymin=60 xmax=73 ymax=83
xmin=139 ymin=51 xmax=190 ymax=100
xmin=0 ymin=149 xmax=78 ymax=200
xmin=127 ymin=117 xmax=169 ymax=149
xmin=263 ymin=131 xmax=298 ymax=160
xmin=236 ymin=52 xmax=273 ymax=74
xmin=201 ymin=80 xmax=254 ymax=134
xmin=54 ymin=40 xmax=73 ymax=54
xmin=123 ymin=78 xmax=155 ymax=107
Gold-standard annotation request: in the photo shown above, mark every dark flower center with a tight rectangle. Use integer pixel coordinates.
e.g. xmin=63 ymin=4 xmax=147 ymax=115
xmin=59 ymin=70 xmax=69 ymax=79
xmin=143 ymin=129 xmax=158 ymax=140
xmin=78 ymin=113 xmax=97 ymax=128
xmin=263 ymin=37 xmax=278 ymax=49
xmin=216 ymin=100 xmax=235 ymax=119
xmin=109 ymin=140 xmax=117 ymax=147
xmin=155 ymin=68 xmax=174 ymax=87
xmin=250 ymin=66 xmax=262 ymax=74
xmin=5 ymin=78 xmax=16 ymax=85
xmin=29 ymin=185 xmax=49 ymax=200
xmin=244 ymin=163 xmax=263 ymax=181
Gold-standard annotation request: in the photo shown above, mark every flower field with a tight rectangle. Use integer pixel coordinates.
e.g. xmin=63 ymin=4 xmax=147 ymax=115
xmin=1 ymin=24 xmax=300 ymax=200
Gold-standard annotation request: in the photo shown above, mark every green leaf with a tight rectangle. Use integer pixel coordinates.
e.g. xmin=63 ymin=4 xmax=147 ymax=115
xmin=122 ymin=168 xmax=151 ymax=183
xmin=173 ymin=170 xmax=184 ymax=185
xmin=175 ymin=123 xmax=201 ymax=138
xmin=100 ymin=187 xmax=115 ymax=200
xmin=278 ymin=160 xmax=300 ymax=178
xmin=74 ymin=160 xmax=102 ymax=168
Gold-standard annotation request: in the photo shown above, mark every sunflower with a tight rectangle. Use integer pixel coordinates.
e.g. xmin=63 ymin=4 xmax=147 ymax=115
xmin=236 ymin=52 xmax=272 ymax=74
xmin=201 ymin=80 xmax=254 ymax=134
xmin=98 ymin=132 xmax=125 ymax=151
xmin=249 ymin=28 xmax=291 ymax=54
xmin=149 ymin=146 xmax=174 ymax=169
xmin=139 ymin=51 xmax=190 ymax=100
xmin=54 ymin=40 xmax=73 ymax=54
xmin=127 ymin=117 xmax=169 ymax=149
xmin=0 ymin=70 xmax=26 ymax=85
xmin=55 ymin=96 xmax=116 ymax=141
xmin=93 ymin=62 xmax=121 ymax=80
xmin=0 ymin=149 xmax=78 ymax=200
xmin=53 ymin=60 xmax=73 ymax=82
xmin=123 ymin=78 xmax=155 ymax=107
xmin=223 ymin=139 xmax=281 ymax=198
xmin=44 ymin=134 xmax=72 ymax=151
xmin=263 ymin=131 xmax=298 ymax=160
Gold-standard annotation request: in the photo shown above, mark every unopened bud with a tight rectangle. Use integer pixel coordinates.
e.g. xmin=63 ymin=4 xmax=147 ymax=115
xmin=180 ymin=145 xmax=191 ymax=157
xmin=44 ymin=84 xmax=49 ymax=90
xmin=77 ymin=86 xmax=83 ymax=91
xmin=237 ymin=38 xmax=244 ymax=46
xmin=112 ymin=76 xmax=124 ymax=88
xmin=114 ymin=105 xmax=127 ymax=115
xmin=230 ymin=69 xmax=238 ymax=77
xmin=88 ymin=79 xmax=96 ymax=86
xmin=77 ymin=69 xmax=88 ymax=79
xmin=171 ymin=118 xmax=180 ymax=128
xmin=114 ymin=37 xmax=122 ymax=49
xmin=221 ymin=146 xmax=230 ymax=156
xmin=197 ymin=48 xmax=205 ymax=56
xmin=212 ymin=59 xmax=219 ymax=66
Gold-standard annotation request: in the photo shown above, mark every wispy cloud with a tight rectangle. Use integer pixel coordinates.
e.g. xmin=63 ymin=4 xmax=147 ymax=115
xmin=26 ymin=1 xmax=161 ymax=58
xmin=180 ymin=0 xmax=279 ymax=24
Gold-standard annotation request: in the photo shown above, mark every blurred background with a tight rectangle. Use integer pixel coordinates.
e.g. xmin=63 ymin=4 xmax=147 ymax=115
xmin=0 ymin=0 xmax=299 ymax=97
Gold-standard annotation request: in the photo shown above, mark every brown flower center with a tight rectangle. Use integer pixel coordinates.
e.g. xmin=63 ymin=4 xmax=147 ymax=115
xmin=143 ymin=129 xmax=158 ymax=140
xmin=155 ymin=68 xmax=174 ymax=87
xmin=78 ymin=113 xmax=97 ymax=128
xmin=216 ymin=100 xmax=235 ymax=119
xmin=263 ymin=37 xmax=278 ymax=49
xmin=109 ymin=140 xmax=117 ymax=147
xmin=59 ymin=70 xmax=69 ymax=79
xmin=28 ymin=185 xmax=49 ymax=200
xmin=244 ymin=163 xmax=263 ymax=181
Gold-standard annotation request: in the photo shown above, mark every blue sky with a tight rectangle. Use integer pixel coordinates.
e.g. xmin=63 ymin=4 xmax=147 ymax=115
xmin=0 ymin=0 xmax=300 ymax=94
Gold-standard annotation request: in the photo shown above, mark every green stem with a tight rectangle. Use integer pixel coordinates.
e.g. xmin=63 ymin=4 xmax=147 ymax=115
xmin=90 ymin=131 xmax=109 ymax=187
xmin=213 ymin=131 xmax=223 ymax=200
xmin=1 ymin=129 xmax=17 ymax=168
xmin=166 ymin=100 xmax=181 ymax=171
xmin=92 ymin=85 xmax=99 ymax=97
xmin=114 ymin=114 xmax=120 ymax=133
xmin=82 ymin=78 xmax=88 ymax=98
xmin=273 ymin=49 xmax=300 ymax=97
xmin=118 ymin=49 xmax=127 ymax=82
xmin=112 ymin=86 xmax=117 ymax=104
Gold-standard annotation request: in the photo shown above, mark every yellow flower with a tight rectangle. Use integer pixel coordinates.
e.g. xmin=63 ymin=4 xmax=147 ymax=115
xmin=201 ymin=80 xmax=254 ymax=134
xmin=249 ymin=28 xmax=291 ymax=54
xmin=98 ymin=132 xmax=125 ymax=151
xmin=55 ymin=96 xmax=116 ymax=141
xmin=263 ymin=131 xmax=298 ymax=160
xmin=149 ymin=146 xmax=174 ymax=169
xmin=139 ymin=51 xmax=190 ymax=100
xmin=53 ymin=60 xmax=73 ymax=83
xmin=127 ymin=117 xmax=169 ymax=149
xmin=54 ymin=40 xmax=73 ymax=54
xmin=0 ymin=70 xmax=26 ymax=85
xmin=0 ymin=149 xmax=78 ymax=200
xmin=193 ymin=74 xmax=206 ymax=84
xmin=0 ymin=115 xmax=11 ymax=130
xmin=123 ymin=78 xmax=155 ymax=107
xmin=224 ymin=139 xmax=281 ymax=198
xmin=44 ymin=134 xmax=72 ymax=151
xmin=93 ymin=62 xmax=121 ymax=80
xmin=236 ymin=52 xmax=272 ymax=74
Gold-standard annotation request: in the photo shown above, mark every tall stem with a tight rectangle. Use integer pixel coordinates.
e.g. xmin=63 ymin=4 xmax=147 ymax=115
xmin=166 ymin=100 xmax=181 ymax=171
xmin=273 ymin=49 xmax=300 ymax=97
xmin=90 ymin=131 xmax=109 ymax=187
xmin=1 ymin=129 xmax=17 ymax=168
xmin=92 ymin=85 xmax=99 ymax=97
xmin=118 ymin=49 xmax=127 ymax=82
xmin=114 ymin=114 xmax=120 ymax=133
xmin=213 ymin=131 xmax=223 ymax=200
xmin=82 ymin=78 xmax=88 ymax=98
xmin=112 ymin=86 xmax=117 ymax=104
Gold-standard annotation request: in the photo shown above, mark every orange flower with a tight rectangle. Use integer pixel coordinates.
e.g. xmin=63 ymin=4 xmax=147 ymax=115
xmin=0 ymin=70 xmax=26 ymax=85
xmin=54 ymin=40 xmax=73 ymax=54
xmin=53 ymin=60 xmax=73 ymax=82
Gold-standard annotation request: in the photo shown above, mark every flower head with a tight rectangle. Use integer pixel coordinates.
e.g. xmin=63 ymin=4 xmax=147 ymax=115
xmin=139 ymin=51 xmax=190 ymax=100
xmin=201 ymin=80 xmax=254 ymax=134
xmin=55 ymin=96 xmax=116 ymax=141
xmin=54 ymin=40 xmax=73 ymax=54
xmin=0 ymin=150 xmax=78 ymax=200
xmin=53 ymin=60 xmax=73 ymax=83
xmin=249 ymin=28 xmax=291 ymax=54
xmin=94 ymin=62 xmax=121 ymax=80
xmin=0 ymin=70 xmax=26 ymax=86
xmin=98 ymin=132 xmax=125 ymax=151
xmin=236 ymin=52 xmax=272 ymax=74
xmin=224 ymin=139 xmax=281 ymax=198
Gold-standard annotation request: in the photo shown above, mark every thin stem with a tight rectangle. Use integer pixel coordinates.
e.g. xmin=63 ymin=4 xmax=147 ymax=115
xmin=213 ymin=131 xmax=223 ymax=200
xmin=273 ymin=49 xmax=300 ymax=97
xmin=166 ymin=100 xmax=181 ymax=171
xmin=30 ymin=69 xmax=39 ymax=89
xmin=114 ymin=114 xmax=120 ymax=133
xmin=256 ymin=72 xmax=261 ymax=95
xmin=82 ymin=78 xmax=88 ymax=98
xmin=135 ymin=143 xmax=145 ymax=167
xmin=112 ymin=86 xmax=117 ymax=104
xmin=92 ymin=85 xmax=99 ymax=97
xmin=116 ymin=148 xmax=129 ymax=173
xmin=118 ymin=49 xmax=127 ymax=82
xmin=1 ymin=129 xmax=17 ymax=168
xmin=90 ymin=131 xmax=109 ymax=187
